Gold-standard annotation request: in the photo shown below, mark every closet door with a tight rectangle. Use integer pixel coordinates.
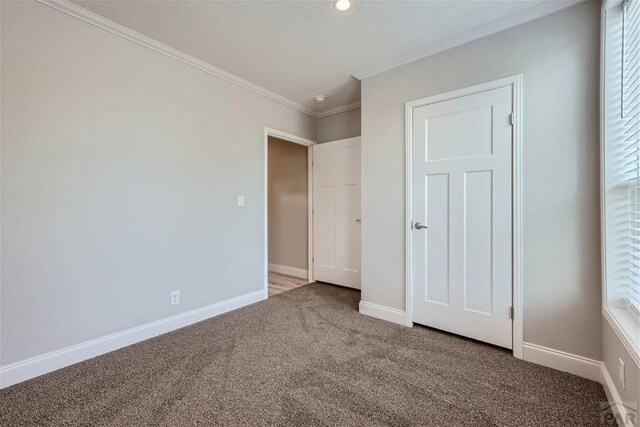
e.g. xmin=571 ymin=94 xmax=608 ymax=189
xmin=312 ymin=137 xmax=361 ymax=289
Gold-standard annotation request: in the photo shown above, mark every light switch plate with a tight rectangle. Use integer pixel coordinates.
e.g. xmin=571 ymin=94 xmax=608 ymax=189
xmin=237 ymin=195 xmax=245 ymax=207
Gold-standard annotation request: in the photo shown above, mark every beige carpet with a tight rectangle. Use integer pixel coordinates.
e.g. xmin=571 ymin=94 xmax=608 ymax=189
xmin=0 ymin=283 xmax=613 ymax=426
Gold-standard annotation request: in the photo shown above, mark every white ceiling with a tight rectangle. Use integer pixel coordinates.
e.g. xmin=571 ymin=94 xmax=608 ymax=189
xmin=72 ymin=0 xmax=569 ymax=116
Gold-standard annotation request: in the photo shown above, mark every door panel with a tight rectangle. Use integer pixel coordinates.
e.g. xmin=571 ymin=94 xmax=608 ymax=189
xmin=425 ymin=173 xmax=449 ymax=305
xmin=313 ymin=137 xmax=361 ymax=289
xmin=319 ymin=186 xmax=336 ymax=268
xmin=464 ymin=170 xmax=493 ymax=314
xmin=341 ymin=184 xmax=360 ymax=273
xmin=412 ymin=85 xmax=513 ymax=349
xmin=426 ymin=106 xmax=494 ymax=161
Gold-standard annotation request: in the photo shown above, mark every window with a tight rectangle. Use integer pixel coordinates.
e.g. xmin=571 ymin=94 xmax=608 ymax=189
xmin=602 ymin=0 xmax=640 ymax=352
xmin=624 ymin=0 xmax=640 ymax=316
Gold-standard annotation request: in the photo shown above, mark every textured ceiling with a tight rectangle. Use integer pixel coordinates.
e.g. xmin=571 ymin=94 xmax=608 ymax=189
xmin=73 ymin=0 xmax=552 ymax=115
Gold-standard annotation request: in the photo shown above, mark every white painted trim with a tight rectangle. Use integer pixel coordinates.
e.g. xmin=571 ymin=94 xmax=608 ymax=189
xmin=600 ymin=0 xmax=640 ymax=371
xmin=308 ymin=146 xmax=314 ymax=283
xmin=600 ymin=0 xmax=611 ymax=320
xmin=268 ymin=263 xmax=308 ymax=280
xmin=35 ymin=0 xmax=359 ymax=119
xmin=405 ymin=100 xmax=414 ymax=329
xmin=359 ymin=301 xmax=407 ymax=326
xmin=601 ymin=362 xmax=637 ymax=427
xmin=0 ymin=289 xmax=265 ymax=389
xmin=511 ymin=75 xmax=524 ymax=360
xmin=522 ymin=342 xmax=602 ymax=382
xmin=405 ymin=75 xmax=524 ymax=359
xmin=316 ymin=102 xmax=361 ymax=119
xmin=600 ymin=0 xmax=625 ymax=314
xmin=264 ymin=128 xmax=316 ymax=298
xmin=604 ymin=307 xmax=640 ymax=367
xmin=265 ymin=128 xmax=316 ymax=147
xmin=352 ymin=1 xmax=583 ymax=80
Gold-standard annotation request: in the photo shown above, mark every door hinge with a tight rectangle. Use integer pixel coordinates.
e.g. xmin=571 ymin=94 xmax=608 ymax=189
xmin=509 ymin=306 xmax=514 ymax=319
xmin=509 ymin=112 xmax=515 ymax=127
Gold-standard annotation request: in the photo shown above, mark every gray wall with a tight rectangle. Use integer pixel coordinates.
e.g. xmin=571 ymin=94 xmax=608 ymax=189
xmin=603 ymin=319 xmax=640 ymax=405
xmin=317 ymin=108 xmax=361 ymax=143
xmin=268 ymin=137 xmax=308 ymax=271
xmin=361 ymin=1 xmax=602 ymax=359
xmin=1 ymin=1 xmax=316 ymax=366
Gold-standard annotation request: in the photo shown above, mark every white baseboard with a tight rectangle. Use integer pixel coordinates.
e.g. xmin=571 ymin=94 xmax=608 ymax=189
xmin=522 ymin=342 xmax=603 ymax=382
xmin=0 ymin=289 xmax=265 ymax=389
xmin=268 ymin=263 xmax=308 ymax=279
xmin=359 ymin=301 xmax=407 ymax=326
xmin=601 ymin=363 xmax=638 ymax=427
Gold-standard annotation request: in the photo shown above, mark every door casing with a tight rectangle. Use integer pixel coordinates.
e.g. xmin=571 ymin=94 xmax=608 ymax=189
xmin=404 ymin=75 xmax=524 ymax=359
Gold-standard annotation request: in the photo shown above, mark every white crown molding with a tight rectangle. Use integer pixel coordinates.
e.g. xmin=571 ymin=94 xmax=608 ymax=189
xmin=317 ymin=102 xmax=361 ymax=118
xmin=352 ymin=0 xmax=584 ymax=80
xmin=35 ymin=0 xmax=577 ymax=119
xmin=36 ymin=0 xmax=325 ymax=118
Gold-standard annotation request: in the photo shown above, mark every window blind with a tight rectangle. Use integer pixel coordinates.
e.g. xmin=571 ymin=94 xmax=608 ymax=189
xmin=624 ymin=0 xmax=640 ymax=315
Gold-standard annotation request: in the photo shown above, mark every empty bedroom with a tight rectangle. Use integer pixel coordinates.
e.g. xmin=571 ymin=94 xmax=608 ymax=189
xmin=0 ymin=0 xmax=638 ymax=426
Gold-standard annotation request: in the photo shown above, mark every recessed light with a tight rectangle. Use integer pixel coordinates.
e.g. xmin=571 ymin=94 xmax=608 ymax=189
xmin=314 ymin=95 xmax=326 ymax=103
xmin=334 ymin=0 xmax=351 ymax=12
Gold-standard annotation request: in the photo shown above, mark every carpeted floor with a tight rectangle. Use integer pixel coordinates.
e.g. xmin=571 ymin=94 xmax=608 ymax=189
xmin=0 ymin=283 xmax=613 ymax=426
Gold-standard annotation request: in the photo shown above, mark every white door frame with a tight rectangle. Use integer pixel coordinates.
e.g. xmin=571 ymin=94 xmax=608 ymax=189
xmin=264 ymin=128 xmax=316 ymax=298
xmin=404 ymin=75 xmax=524 ymax=359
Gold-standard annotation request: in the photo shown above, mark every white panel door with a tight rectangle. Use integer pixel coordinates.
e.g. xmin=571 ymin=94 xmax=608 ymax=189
xmin=411 ymin=85 xmax=513 ymax=349
xmin=313 ymin=137 xmax=361 ymax=289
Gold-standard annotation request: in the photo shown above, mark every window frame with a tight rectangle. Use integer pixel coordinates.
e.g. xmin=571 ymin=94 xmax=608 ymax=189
xmin=601 ymin=0 xmax=640 ymax=365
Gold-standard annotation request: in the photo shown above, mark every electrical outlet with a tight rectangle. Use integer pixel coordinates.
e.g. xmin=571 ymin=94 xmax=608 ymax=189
xmin=237 ymin=195 xmax=245 ymax=207
xmin=170 ymin=290 xmax=180 ymax=306
xmin=619 ymin=358 xmax=626 ymax=391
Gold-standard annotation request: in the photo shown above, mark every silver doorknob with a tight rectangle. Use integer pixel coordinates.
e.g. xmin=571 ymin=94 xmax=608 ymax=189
xmin=414 ymin=221 xmax=427 ymax=230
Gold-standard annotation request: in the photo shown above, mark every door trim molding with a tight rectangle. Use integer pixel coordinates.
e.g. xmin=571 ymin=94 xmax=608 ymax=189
xmin=264 ymin=128 xmax=316 ymax=299
xmin=404 ymin=75 xmax=524 ymax=359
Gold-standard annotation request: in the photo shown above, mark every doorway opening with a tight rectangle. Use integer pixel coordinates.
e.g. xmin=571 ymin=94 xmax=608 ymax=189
xmin=264 ymin=129 xmax=314 ymax=297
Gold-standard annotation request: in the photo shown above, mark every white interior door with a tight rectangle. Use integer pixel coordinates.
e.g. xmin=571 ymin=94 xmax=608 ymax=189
xmin=313 ymin=137 xmax=361 ymax=289
xmin=411 ymin=85 xmax=513 ymax=349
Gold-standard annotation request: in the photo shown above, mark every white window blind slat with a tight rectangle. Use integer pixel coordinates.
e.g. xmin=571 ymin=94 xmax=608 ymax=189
xmin=624 ymin=0 xmax=640 ymax=316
